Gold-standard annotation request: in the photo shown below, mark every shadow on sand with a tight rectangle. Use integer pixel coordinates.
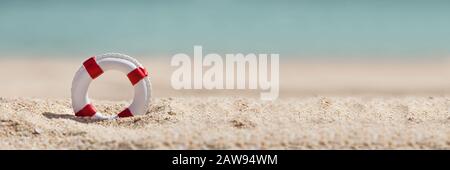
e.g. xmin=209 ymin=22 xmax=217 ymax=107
xmin=42 ymin=112 xmax=104 ymax=123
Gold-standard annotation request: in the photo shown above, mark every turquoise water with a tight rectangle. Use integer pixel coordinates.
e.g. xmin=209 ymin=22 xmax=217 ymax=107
xmin=1 ymin=0 xmax=450 ymax=58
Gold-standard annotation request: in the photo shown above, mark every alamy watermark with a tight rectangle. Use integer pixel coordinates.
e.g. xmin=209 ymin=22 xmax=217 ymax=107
xmin=171 ymin=46 xmax=279 ymax=100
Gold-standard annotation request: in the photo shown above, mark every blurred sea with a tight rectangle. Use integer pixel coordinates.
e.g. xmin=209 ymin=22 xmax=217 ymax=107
xmin=1 ymin=0 xmax=450 ymax=59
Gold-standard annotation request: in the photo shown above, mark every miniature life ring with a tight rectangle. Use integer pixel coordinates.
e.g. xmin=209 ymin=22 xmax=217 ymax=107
xmin=71 ymin=53 xmax=152 ymax=120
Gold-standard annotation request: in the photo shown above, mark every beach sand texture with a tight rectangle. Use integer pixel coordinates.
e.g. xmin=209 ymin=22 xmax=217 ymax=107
xmin=0 ymin=58 xmax=449 ymax=149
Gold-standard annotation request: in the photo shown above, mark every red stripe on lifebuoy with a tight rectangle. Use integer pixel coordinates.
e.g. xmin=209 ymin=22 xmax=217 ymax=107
xmin=83 ymin=56 xmax=104 ymax=79
xmin=127 ymin=67 xmax=148 ymax=85
xmin=118 ymin=108 xmax=133 ymax=117
xmin=75 ymin=104 xmax=97 ymax=117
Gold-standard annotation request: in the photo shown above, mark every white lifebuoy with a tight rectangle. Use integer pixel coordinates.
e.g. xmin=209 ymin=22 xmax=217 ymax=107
xmin=71 ymin=53 xmax=152 ymax=120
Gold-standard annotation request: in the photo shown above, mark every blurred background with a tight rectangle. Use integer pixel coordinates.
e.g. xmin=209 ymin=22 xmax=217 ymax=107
xmin=1 ymin=0 xmax=450 ymax=100
xmin=1 ymin=0 xmax=450 ymax=59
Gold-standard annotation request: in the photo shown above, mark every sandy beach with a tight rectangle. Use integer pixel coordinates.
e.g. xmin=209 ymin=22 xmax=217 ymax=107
xmin=0 ymin=58 xmax=449 ymax=149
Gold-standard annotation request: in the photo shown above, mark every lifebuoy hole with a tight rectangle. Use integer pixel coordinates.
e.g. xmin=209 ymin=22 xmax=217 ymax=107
xmin=88 ymin=70 xmax=135 ymax=103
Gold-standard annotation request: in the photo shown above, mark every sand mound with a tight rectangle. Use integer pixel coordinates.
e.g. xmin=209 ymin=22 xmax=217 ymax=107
xmin=0 ymin=97 xmax=449 ymax=149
